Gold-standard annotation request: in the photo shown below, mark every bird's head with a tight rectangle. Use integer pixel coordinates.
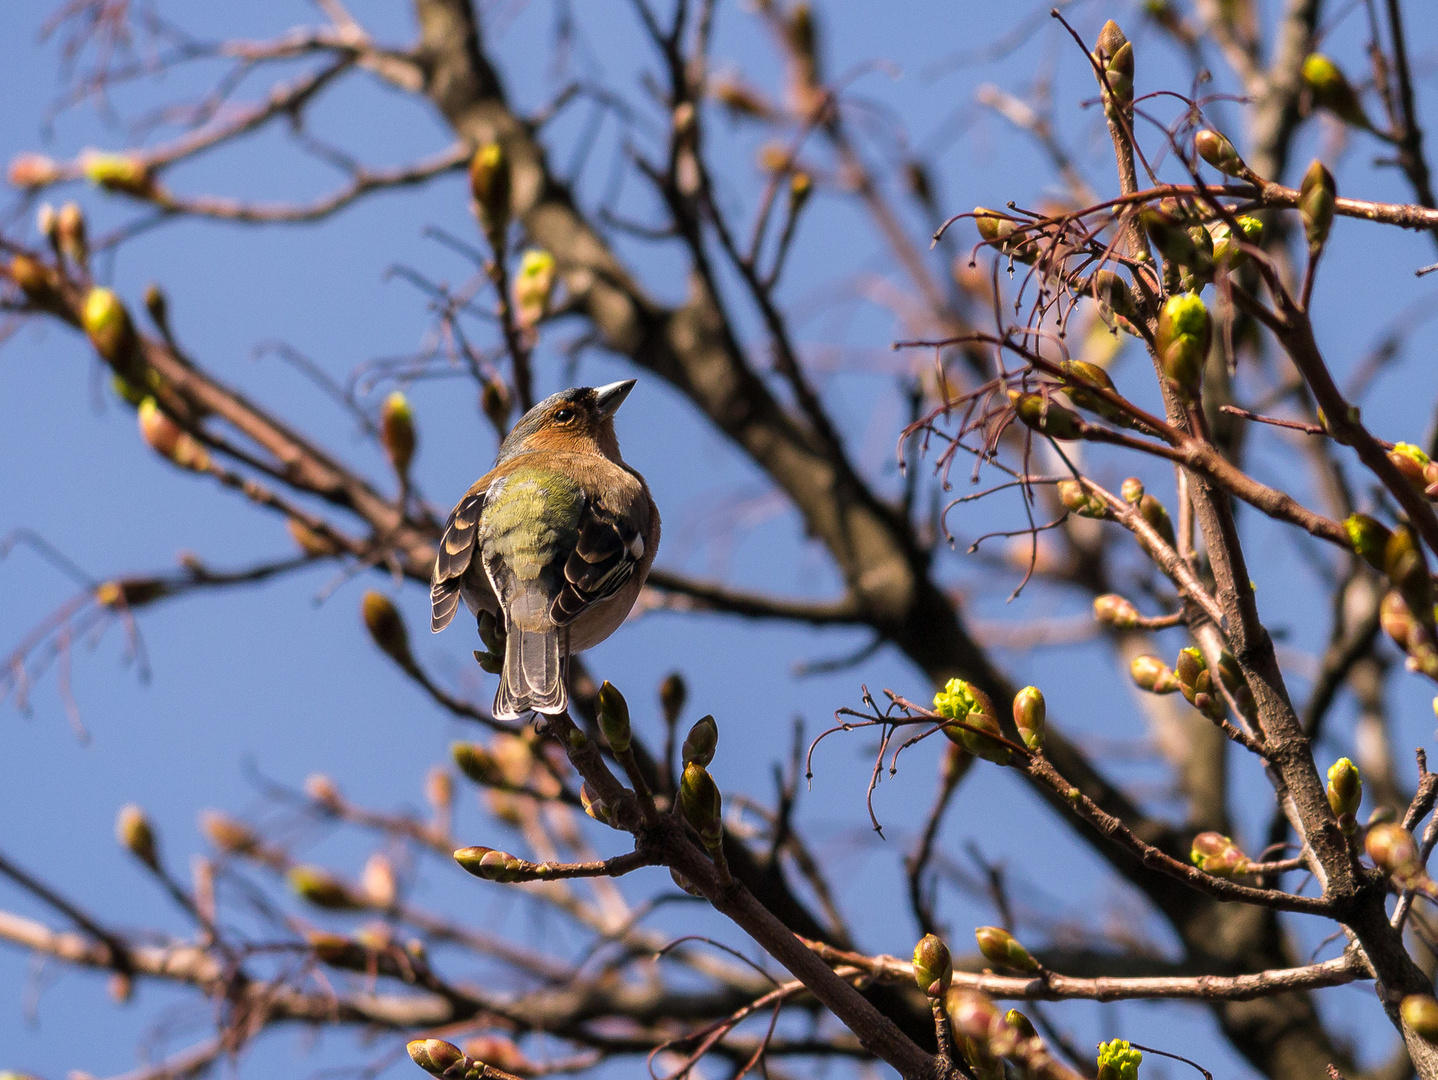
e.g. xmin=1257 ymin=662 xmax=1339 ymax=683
xmin=497 ymin=379 xmax=636 ymax=463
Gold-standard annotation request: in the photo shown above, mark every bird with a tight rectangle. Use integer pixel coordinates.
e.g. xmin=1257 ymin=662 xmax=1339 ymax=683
xmin=430 ymin=379 xmax=659 ymax=720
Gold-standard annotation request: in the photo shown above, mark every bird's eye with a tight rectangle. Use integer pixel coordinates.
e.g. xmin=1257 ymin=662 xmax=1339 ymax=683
xmin=554 ymin=407 xmax=576 ymax=423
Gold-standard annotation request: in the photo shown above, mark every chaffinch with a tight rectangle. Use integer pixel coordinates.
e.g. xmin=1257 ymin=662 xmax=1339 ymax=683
xmin=431 ymin=379 xmax=660 ymax=719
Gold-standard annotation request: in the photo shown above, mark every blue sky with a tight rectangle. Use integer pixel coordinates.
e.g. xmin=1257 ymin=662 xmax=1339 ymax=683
xmin=4 ymin=2 xmax=1438 ymax=1077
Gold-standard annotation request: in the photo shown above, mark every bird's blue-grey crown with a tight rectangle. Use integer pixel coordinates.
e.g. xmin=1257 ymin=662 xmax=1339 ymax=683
xmin=496 ymin=379 xmax=636 ymax=463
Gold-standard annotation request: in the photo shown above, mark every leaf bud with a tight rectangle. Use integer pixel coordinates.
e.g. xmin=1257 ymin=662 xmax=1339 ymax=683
xmin=1120 ymin=477 xmax=1144 ymax=503
xmin=361 ymin=590 xmax=413 ymax=667
xmin=1299 ymin=159 xmax=1336 ymax=257
xmin=1401 ymin=994 xmax=1438 ymax=1040
xmin=597 ymin=680 xmax=632 ymax=754
xmin=1056 ymin=479 xmax=1106 ymax=519
xmin=1141 ymin=205 xmax=1198 ymax=268
xmin=1136 ymin=493 xmax=1177 ymax=549
xmin=1005 ymin=1008 xmax=1039 ymax=1042
xmin=481 ymin=378 xmax=511 ymax=431
xmin=973 ymin=207 xmax=1035 ymax=263
xmin=362 ymin=853 xmax=397 ymax=907
xmin=8 ymin=151 xmax=60 ymax=188
xmin=468 ymin=142 xmax=511 ymax=246
xmin=514 ymin=248 xmax=556 ymax=330
xmin=659 ymin=671 xmax=687 ymax=724
xmin=1194 ymin=129 xmax=1246 ymax=177
xmin=200 ymin=810 xmax=259 ymax=854
xmin=305 ymin=773 xmax=341 ymax=807
xmin=912 ymin=932 xmax=953 ymax=997
xmin=681 ymin=714 xmax=718 ymax=767
xmin=1384 ymin=524 xmax=1434 ymax=625
xmin=1094 ymin=594 xmax=1140 ymax=630
xmin=1092 ymin=269 xmax=1139 ymax=334
xmin=81 ymin=150 xmax=154 ymax=197
xmin=680 ymin=761 xmax=724 ymax=847
xmin=669 ymin=865 xmax=704 ymax=896
xmin=1389 ymin=442 xmax=1431 ymax=489
xmin=1190 ymin=831 xmax=1249 ymax=876
xmin=83 ymin=287 xmax=139 ymax=370
xmin=975 ymin=925 xmax=1040 ymax=973
xmin=1365 ymin=822 xmax=1427 ymax=889
xmin=1174 ymin=646 xmax=1224 ymax=719
xmin=1012 ymin=686 xmax=1045 ymax=750
xmin=116 ymin=804 xmax=158 ymax=868
xmin=579 ymin=782 xmax=614 ymax=826
xmin=287 ymin=866 xmax=358 ymax=909
xmin=454 ymin=845 xmax=527 ymax=883
xmin=288 ymin=517 xmax=339 ymax=558
xmin=1097 ymin=1039 xmax=1143 ymax=1080
xmin=1301 ymin=54 xmax=1373 ymax=130
xmin=934 ymin=679 xmax=1011 ymax=765
xmin=1130 ymin=655 xmax=1180 ymax=694
xmin=57 ymin=201 xmax=87 ymax=268
xmin=138 ymin=398 xmax=211 ymax=472
xmin=788 ymin=170 xmax=813 ymax=213
xmin=1092 ymin=22 xmax=1133 ymax=115
xmin=8 ymin=254 xmax=57 ymax=305
xmin=1060 ymin=360 xmax=1132 ymax=427
xmin=426 ymin=766 xmax=453 ymax=815
xmin=1155 ymin=293 xmax=1211 ymax=402
xmin=1008 ymin=390 xmax=1084 ymax=440
xmin=407 ymin=1038 xmax=466 ymax=1077
xmin=1210 ymin=215 xmax=1262 ymax=268
xmin=452 ymin=742 xmax=505 ymax=786
xmin=379 ymin=391 xmax=416 ymax=476
xmin=1345 ymin=513 xmax=1392 ymax=570
xmin=1326 ymin=757 xmax=1362 ymax=834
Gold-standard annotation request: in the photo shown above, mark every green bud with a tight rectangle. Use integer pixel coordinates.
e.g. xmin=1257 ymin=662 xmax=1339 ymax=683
xmin=1141 ymin=206 xmax=1198 ymax=269
xmin=973 ymin=207 xmax=1036 ymax=263
xmin=1302 ymin=54 xmax=1373 ymax=130
xmin=1194 ymin=129 xmax=1246 ymax=177
xmin=1385 ymin=525 xmax=1434 ymax=626
xmin=1120 ymin=477 xmax=1144 ymax=503
xmin=912 ymin=933 xmax=953 ymax=997
xmin=407 ymin=1038 xmax=466 ymax=1077
xmin=1401 ymin=994 xmax=1438 ymax=1040
xmin=200 ymin=810 xmax=260 ymax=854
xmin=1155 ymin=293 xmax=1210 ymax=401
xmin=1005 ymin=1008 xmax=1039 ymax=1042
xmin=1060 ymin=360 xmax=1133 ymax=427
xmin=934 ymin=679 xmax=1011 ymax=765
xmin=452 ymin=742 xmax=505 ymax=786
xmin=1094 ymin=594 xmax=1141 ymax=630
xmin=975 ymin=925 xmax=1040 ymax=974
xmin=1093 ymin=22 xmax=1133 ymax=115
xmin=138 ymin=398 xmax=211 ymax=471
xmin=1012 ymin=686 xmax=1045 ymax=750
xmin=1389 ymin=442 xmax=1431 ymax=488
xmin=1008 ymin=389 xmax=1084 ymax=440
xmin=362 ymin=591 xmax=412 ymax=667
xmin=1326 ymin=757 xmax=1362 ymax=833
xmin=380 ymin=391 xmax=416 ymax=476
xmin=597 ymin=680 xmax=632 ymax=754
xmin=8 ymin=253 xmax=57 ymax=305
xmin=454 ymin=845 xmax=527 ymax=882
xmin=681 ymin=714 xmax=718 ymax=767
xmin=288 ymin=866 xmax=358 ymax=909
xmin=1131 ymin=655 xmax=1180 ymax=694
xmin=1345 ymin=513 xmax=1392 ymax=570
xmin=659 ymin=671 xmax=687 ymax=724
xmin=514 ymin=248 xmax=556 ymax=330
xmin=1057 ymin=479 xmax=1107 ymax=519
xmin=57 ymin=201 xmax=87 ymax=268
xmin=1299 ymin=159 xmax=1336 ymax=257
xmin=83 ymin=286 xmax=139 ymax=371
xmin=1092 ymin=270 xmax=1138 ymax=334
xmin=81 ymin=150 xmax=154 ymax=197
xmin=1097 ymin=1038 xmax=1143 ymax=1080
xmin=680 ymin=761 xmax=723 ymax=848
xmin=1137 ymin=493 xmax=1177 ymax=549
xmin=469 ymin=143 xmax=511 ymax=245
xmin=1190 ymin=831 xmax=1249 ymax=875
xmin=116 ymin=804 xmax=158 ymax=868
xmin=1174 ymin=647 xmax=1225 ymax=720
xmin=1366 ymin=822 xmax=1427 ymax=889
xmin=1210 ymin=215 xmax=1262 ymax=268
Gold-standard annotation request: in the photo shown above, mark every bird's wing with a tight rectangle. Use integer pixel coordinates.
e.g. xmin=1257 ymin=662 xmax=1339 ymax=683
xmin=550 ymin=495 xmax=649 ymax=626
xmin=430 ymin=482 xmax=488 ymax=632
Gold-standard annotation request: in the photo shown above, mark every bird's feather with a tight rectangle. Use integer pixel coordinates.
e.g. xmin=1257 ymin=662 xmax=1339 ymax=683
xmin=430 ymin=486 xmax=486 ymax=631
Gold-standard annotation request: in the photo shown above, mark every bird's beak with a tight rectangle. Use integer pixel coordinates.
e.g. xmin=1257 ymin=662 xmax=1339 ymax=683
xmin=594 ymin=379 xmax=636 ymax=417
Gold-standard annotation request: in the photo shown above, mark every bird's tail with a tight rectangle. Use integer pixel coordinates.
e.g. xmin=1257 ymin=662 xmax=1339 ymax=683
xmin=493 ymin=621 xmax=566 ymax=720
